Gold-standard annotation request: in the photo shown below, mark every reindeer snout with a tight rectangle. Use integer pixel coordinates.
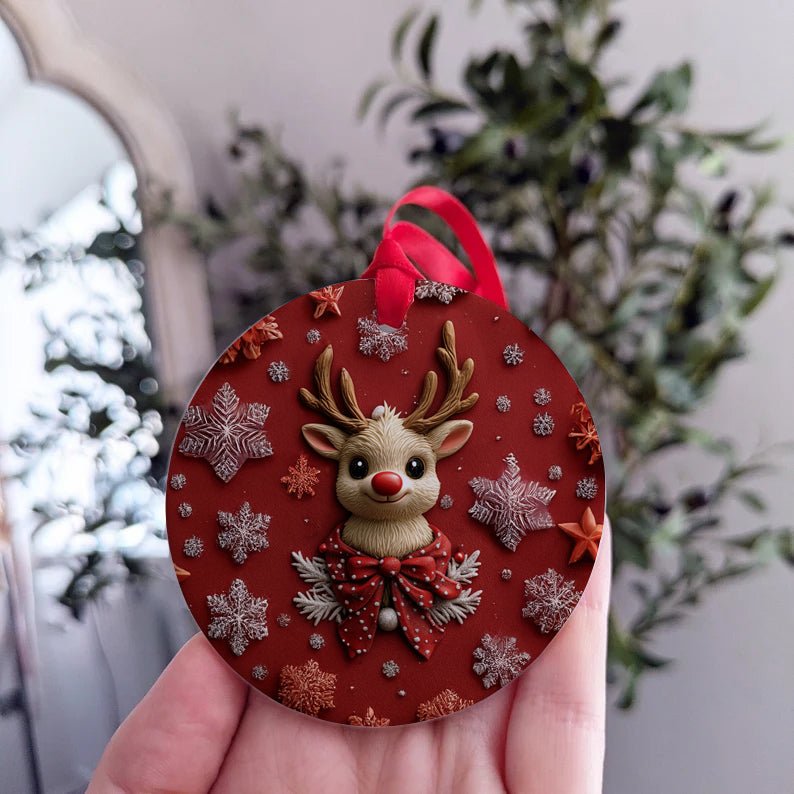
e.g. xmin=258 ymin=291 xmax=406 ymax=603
xmin=371 ymin=471 xmax=403 ymax=496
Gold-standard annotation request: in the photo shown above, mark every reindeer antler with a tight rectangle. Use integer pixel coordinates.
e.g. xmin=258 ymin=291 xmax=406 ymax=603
xmin=403 ymin=320 xmax=478 ymax=433
xmin=299 ymin=345 xmax=369 ymax=433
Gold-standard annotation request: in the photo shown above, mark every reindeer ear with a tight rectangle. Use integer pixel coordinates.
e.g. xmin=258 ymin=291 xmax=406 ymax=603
xmin=301 ymin=424 xmax=348 ymax=460
xmin=426 ymin=420 xmax=473 ymax=459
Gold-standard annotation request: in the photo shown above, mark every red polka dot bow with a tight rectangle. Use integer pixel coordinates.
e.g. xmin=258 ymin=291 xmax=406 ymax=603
xmin=322 ymin=526 xmax=461 ymax=659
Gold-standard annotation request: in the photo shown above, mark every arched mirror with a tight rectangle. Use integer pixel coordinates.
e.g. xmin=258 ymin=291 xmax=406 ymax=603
xmin=0 ymin=2 xmax=213 ymax=791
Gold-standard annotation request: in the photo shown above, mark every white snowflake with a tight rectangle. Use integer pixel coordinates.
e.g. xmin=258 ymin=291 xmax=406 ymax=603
xmin=382 ymin=660 xmax=400 ymax=679
xmin=306 ymin=329 xmax=321 ymax=344
xmin=169 ymin=473 xmax=186 ymax=490
xmin=548 ymin=465 xmax=563 ymax=481
xmin=533 ymin=387 xmax=552 ymax=406
xmin=397 ymin=689 xmax=406 ymax=697
xmin=469 ymin=453 xmax=557 ymax=551
xmin=252 ymin=664 xmax=268 ymax=680
xmin=267 ymin=360 xmax=291 ymax=383
xmin=309 ymin=633 xmax=325 ymax=650
xmin=207 ymin=578 xmax=268 ymax=656
xmin=503 ymin=343 xmax=524 ymax=366
xmin=217 ymin=502 xmax=270 ymax=564
xmin=439 ymin=494 xmax=454 ymax=510
xmin=495 ymin=395 xmax=511 ymax=413
xmin=533 ymin=412 xmax=555 ymax=437
xmin=179 ymin=382 xmax=272 ymax=482
xmin=357 ymin=312 xmax=409 ymax=361
xmin=277 ymin=613 xmax=291 ymax=628
xmin=576 ymin=477 xmax=598 ymax=500
xmin=177 ymin=502 xmax=193 ymax=518
xmin=472 ymin=634 xmax=530 ymax=688
xmin=522 ymin=568 xmax=582 ymax=634
xmin=414 ymin=280 xmax=464 ymax=304
xmin=500 ymin=568 xmax=512 ymax=581
xmin=183 ymin=535 xmax=204 ymax=558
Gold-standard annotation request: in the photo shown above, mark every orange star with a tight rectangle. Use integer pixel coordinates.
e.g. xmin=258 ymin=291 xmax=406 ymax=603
xmin=558 ymin=507 xmax=603 ymax=564
xmin=310 ymin=285 xmax=344 ymax=318
xmin=173 ymin=563 xmax=191 ymax=580
xmin=568 ymin=401 xmax=602 ymax=465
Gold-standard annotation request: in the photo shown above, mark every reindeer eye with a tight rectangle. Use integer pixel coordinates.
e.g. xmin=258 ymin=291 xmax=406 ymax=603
xmin=405 ymin=457 xmax=425 ymax=479
xmin=348 ymin=456 xmax=369 ymax=479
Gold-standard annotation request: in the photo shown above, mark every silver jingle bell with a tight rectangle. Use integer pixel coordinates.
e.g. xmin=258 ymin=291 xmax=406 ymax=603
xmin=378 ymin=606 xmax=399 ymax=632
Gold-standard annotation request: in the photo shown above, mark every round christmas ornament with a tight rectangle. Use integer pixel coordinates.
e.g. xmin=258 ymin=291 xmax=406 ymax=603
xmin=166 ymin=187 xmax=606 ymax=726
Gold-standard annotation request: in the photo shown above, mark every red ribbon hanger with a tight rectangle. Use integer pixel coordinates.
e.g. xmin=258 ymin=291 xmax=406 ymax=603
xmin=361 ymin=186 xmax=509 ymax=328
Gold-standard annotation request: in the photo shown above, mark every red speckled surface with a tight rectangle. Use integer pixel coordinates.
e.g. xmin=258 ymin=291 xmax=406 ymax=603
xmin=166 ymin=279 xmax=605 ymax=726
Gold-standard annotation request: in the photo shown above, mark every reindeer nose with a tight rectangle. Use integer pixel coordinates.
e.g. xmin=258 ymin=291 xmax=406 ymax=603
xmin=371 ymin=471 xmax=403 ymax=496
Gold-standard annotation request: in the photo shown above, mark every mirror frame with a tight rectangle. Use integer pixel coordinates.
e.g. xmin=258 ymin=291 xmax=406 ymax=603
xmin=0 ymin=0 xmax=215 ymax=406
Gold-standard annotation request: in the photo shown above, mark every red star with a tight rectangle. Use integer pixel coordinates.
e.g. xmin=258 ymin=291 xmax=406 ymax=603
xmin=310 ymin=285 xmax=344 ymax=318
xmin=558 ymin=506 xmax=603 ymax=563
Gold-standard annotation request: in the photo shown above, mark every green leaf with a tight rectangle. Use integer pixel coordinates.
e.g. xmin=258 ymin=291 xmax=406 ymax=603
xmin=377 ymin=90 xmax=416 ymax=129
xmin=737 ymin=490 xmax=766 ymax=512
xmin=631 ymin=62 xmax=693 ymax=116
xmin=391 ymin=6 xmax=420 ymax=63
xmin=417 ymin=14 xmax=439 ymax=80
xmin=357 ymin=79 xmax=388 ymax=120
xmin=411 ymin=98 xmax=470 ymax=121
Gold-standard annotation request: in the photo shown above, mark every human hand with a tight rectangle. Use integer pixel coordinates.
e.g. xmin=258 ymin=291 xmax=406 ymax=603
xmin=88 ymin=521 xmax=610 ymax=794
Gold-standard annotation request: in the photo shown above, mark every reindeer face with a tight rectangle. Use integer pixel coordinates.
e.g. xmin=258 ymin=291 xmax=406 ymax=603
xmin=302 ymin=407 xmax=472 ymax=521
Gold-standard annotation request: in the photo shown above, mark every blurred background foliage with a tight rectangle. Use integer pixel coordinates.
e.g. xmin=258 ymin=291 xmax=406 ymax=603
xmin=165 ymin=0 xmax=794 ymax=706
xmin=3 ymin=169 xmax=167 ymax=618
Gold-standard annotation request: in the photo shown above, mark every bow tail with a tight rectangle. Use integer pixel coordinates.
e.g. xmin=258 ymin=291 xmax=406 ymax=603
xmin=390 ymin=584 xmax=444 ymax=660
xmin=337 ymin=579 xmax=385 ymax=659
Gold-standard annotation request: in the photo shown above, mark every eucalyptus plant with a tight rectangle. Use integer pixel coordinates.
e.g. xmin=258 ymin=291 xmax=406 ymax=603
xmin=167 ymin=0 xmax=793 ymax=706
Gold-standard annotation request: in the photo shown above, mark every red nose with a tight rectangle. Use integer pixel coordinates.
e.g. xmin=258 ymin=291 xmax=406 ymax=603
xmin=371 ymin=471 xmax=403 ymax=496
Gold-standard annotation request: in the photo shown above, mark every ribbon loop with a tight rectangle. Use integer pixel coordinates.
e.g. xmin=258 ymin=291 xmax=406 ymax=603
xmin=361 ymin=186 xmax=509 ymax=327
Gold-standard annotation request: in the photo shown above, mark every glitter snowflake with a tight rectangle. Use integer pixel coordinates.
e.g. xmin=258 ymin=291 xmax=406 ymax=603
xmin=500 ymin=568 xmax=512 ymax=581
xmin=309 ymin=633 xmax=325 ymax=650
xmin=177 ymin=502 xmax=193 ymax=518
xmin=469 ymin=453 xmax=557 ymax=551
xmin=414 ymin=280 xmax=464 ymax=304
xmin=278 ymin=659 xmax=336 ymax=716
xmin=472 ymin=634 xmax=530 ymax=689
xmin=276 ymin=613 xmax=291 ymax=628
xmin=522 ymin=568 xmax=582 ymax=634
xmin=416 ymin=689 xmax=474 ymax=721
xmin=179 ymin=382 xmax=272 ymax=482
xmin=495 ymin=395 xmax=511 ymax=413
xmin=382 ymin=660 xmax=400 ymax=679
xmin=216 ymin=502 xmax=270 ymax=565
xmin=533 ymin=387 xmax=552 ymax=406
xmin=183 ymin=535 xmax=204 ymax=558
xmin=439 ymin=494 xmax=454 ymax=510
xmin=533 ymin=412 xmax=555 ymax=437
xmin=267 ymin=360 xmax=291 ymax=383
xmin=397 ymin=689 xmax=406 ymax=698
xmin=357 ymin=312 xmax=409 ymax=361
xmin=306 ymin=328 xmax=321 ymax=344
xmin=206 ymin=578 xmax=268 ymax=656
xmin=252 ymin=665 xmax=268 ymax=680
xmin=548 ymin=465 xmax=563 ymax=481
xmin=348 ymin=707 xmax=390 ymax=727
xmin=169 ymin=473 xmax=186 ymax=490
xmin=502 ymin=343 xmax=524 ymax=366
xmin=576 ymin=477 xmax=599 ymax=500
xmin=280 ymin=454 xmax=321 ymax=499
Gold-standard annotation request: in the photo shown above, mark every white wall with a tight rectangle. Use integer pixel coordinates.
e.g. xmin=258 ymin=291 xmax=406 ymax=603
xmin=57 ymin=2 xmax=794 ymax=791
